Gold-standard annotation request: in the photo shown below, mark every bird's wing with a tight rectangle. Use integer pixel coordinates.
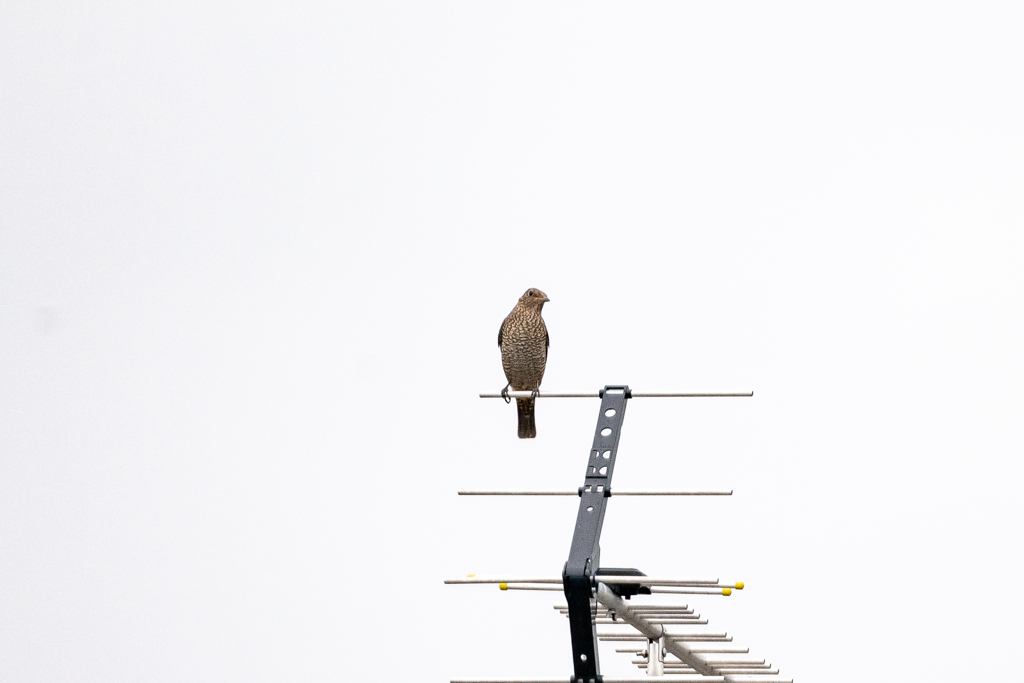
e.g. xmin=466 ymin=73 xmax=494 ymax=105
xmin=498 ymin=319 xmax=505 ymax=347
xmin=546 ymin=329 xmax=550 ymax=348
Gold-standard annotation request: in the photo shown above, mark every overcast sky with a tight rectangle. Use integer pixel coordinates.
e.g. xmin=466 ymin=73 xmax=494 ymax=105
xmin=2 ymin=3 xmax=1023 ymax=682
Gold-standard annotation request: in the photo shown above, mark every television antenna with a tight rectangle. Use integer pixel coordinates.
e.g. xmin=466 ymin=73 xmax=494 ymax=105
xmin=446 ymin=386 xmax=792 ymax=683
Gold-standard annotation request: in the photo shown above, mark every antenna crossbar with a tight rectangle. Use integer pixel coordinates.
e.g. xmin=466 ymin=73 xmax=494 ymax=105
xmin=479 ymin=391 xmax=753 ymax=399
xmin=445 ymin=576 xmax=722 ymax=586
xmin=450 ymin=680 xmax=770 ymax=683
xmin=458 ymin=490 xmax=733 ymax=496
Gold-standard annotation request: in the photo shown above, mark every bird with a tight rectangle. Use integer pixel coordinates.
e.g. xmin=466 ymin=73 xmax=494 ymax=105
xmin=498 ymin=288 xmax=550 ymax=438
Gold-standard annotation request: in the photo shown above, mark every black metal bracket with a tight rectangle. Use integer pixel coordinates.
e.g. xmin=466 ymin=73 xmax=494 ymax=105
xmin=562 ymin=386 xmax=630 ymax=683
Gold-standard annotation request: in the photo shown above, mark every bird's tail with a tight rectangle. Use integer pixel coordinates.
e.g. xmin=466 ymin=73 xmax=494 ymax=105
xmin=516 ymin=397 xmax=536 ymax=439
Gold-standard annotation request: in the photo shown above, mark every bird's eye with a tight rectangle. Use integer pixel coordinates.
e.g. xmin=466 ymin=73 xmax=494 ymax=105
xmin=527 ymin=291 xmax=534 ymax=296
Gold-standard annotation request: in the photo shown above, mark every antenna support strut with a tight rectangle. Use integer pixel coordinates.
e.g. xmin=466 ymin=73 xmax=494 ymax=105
xmin=563 ymin=386 xmax=631 ymax=682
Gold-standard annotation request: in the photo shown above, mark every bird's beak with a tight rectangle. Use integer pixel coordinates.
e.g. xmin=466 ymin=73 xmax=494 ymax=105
xmin=541 ymin=296 xmax=550 ymax=302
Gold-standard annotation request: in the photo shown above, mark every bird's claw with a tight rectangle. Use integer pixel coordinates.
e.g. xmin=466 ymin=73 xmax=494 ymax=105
xmin=531 ymin=389 xmax=539 ymax=399
xmin=501 ymin=385 xmax=511 ymax=404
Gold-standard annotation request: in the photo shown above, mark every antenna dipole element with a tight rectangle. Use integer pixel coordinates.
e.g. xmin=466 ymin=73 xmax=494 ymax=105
xmin=479 ymin=391 xmax=753 ymax=398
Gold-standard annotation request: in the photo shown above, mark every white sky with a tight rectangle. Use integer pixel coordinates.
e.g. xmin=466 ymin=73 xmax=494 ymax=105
xmin=2 ymin=2 xmax=1022 ymax=682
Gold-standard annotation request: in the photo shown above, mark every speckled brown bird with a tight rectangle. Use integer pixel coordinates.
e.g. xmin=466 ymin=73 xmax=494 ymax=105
xmin=498 ymin=288 xmax=550 ymax=438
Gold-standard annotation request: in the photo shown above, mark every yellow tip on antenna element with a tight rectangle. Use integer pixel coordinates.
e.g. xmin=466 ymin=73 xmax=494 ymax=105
xmin=499 ymin=583 xmax=508 ymax=591
xmin=467 ymin=574 xmax=475 ymax=577
xmin=722 ymin=588 xmax=732 ymax=596
xmin=735 ymin=581 xmax=744 ymax=590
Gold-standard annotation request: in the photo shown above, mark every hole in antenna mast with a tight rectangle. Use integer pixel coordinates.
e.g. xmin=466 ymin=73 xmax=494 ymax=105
xmin=599 ymin=466 xmax=608 ymax=475
xmin=580 ymin=654 xmax=588 ymax=662
xmin=601 ymin=428 xmax=612 ymax=437
xmin=587 ymin=506 xmax=594 ymax=512
xmin=589 ymin=466 xmax=596 ymax=474
xmin=603 ymin=450 xmax=611 ymax=459
xmin=591 ymin=450 xmax=600 ymax=460
xmin=597 ymin=485 xmax=604 ymax=492
xmin=585 ymin=485 xmax=592 ymax=492
xmin=605 ymin=409 xmax=615 ymax=417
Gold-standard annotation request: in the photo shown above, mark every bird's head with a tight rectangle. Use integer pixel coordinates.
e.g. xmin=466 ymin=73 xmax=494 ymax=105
xmin=520 ymin=288 xmax=550 ymax=310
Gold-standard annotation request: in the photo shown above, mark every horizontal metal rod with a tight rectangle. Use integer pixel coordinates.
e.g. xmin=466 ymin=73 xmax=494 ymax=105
xmin=508 ymin=584 xmax=733 ymax=594
xmin=591 ymin=576 xmax=722 ymax=586
xmin=446 ymin=577 xmax=561 ymax=585
xmin=459 ymin=491 xmax=579 ymax=496
xmin=479 ymin=391 xmax=754 ymax=399
xmin=697 ymin=663 xmax=773 ymax=669
xmin=600 ymin=618 xmax=708 ymax=625
xmin=451 ymin=679 xmax=735 ymax=683
xmin=550 ymin=584 xmax=738 ymax=595
xmin=557 ymin=614 xmax=700 ymax=618
xmin=458 ymin=490 xmax=733 ymax=496
xmin=598 ymin=633 xmax=732 ymax=640
xmin=659 ymin=667 xmax=780 ymax=675
xmin=598 ymin=635 xmax=733 ymax=642
xmin=499 ymin=583 xmax=733 ymax=595
xmin=452 ymin=679 xmax=724 ymax=683
xmin=602 ymin=614 xmax=702 ymax=619
xmin=598 ymin=632 xmax=730 ymax=639
xmin=614 ymin=491 xmax=733 ymax=496
xmin=633 ymin=664 xmax=771 ymax=671
xmin=638 ymin=668 xmax=774 ymax=673
xmin=588 ymin=614 xmax=705 ymax=621
xmin=607 ymin=608 xmax=697 ymax=613
xmin=635 ymin=667 xmax=780 ymax=676
xmin=556 ymin=606 xmax=695 ymax=612
xmin=446 ymin=576 xmax=720 ymax=586
xmin=561 ymin=606 xmax=696 ymax=610
xmin=559 ymin=614 xmax=698 ymax=618
xmin=558 ymin=610 xmax=700 ymax=616
xmin=616 ymin=647 xmax=750 ymax=654
xmin=480 ymin=392 xmax=600 ymax=398
xmin=644 ymin=660 xmax=770 ymax=668
xmin=632 ymin=392 xmax=753 ymax=398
